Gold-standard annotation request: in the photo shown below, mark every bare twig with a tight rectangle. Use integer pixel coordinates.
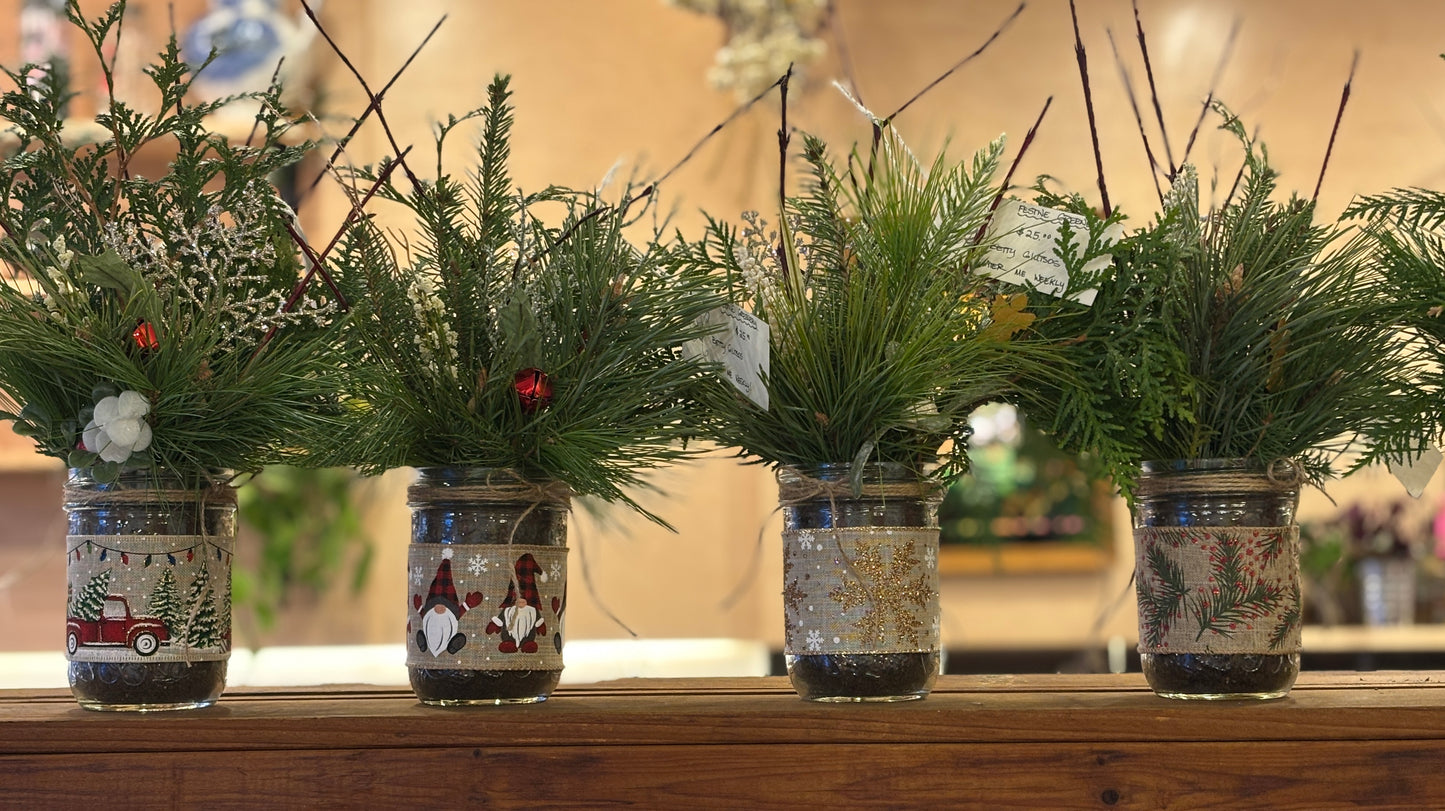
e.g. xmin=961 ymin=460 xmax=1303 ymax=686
xmin=1069 ymin=0 xmax=1111 ymax=216
xmin=883 ymin=2 xmax=1025 ymax=125
xmin=1107 ymin=29 xmax=1165 ymax=205
xmin=1312 ymin=50 xmax=1359 ymax=203
xmin=1132 ymin=0 xmax=1174 ymax=175
xmin=827 ymin=0 xmax=864 ymax=110
xmin=297 ymin=0 xmax=437 ymax=194
xmin=1179 ymin=18 xmax=1241 ymax=171
xmin=976 ymin=96 xmax=1053 ymax=244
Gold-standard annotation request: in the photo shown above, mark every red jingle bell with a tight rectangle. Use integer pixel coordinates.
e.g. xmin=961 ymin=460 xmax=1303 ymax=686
xmin=132 ymin=322 xmax=159 ymax=351
xmin=513 ymin=367 xmax=553 ymax=413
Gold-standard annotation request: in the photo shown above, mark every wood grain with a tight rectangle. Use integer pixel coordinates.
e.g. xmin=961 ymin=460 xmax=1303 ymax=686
xmin=5 ymin=674 xmax=1445 ymax=807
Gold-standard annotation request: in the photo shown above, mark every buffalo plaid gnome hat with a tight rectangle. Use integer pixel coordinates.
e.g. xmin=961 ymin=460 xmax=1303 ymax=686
xmin=422 ymin=549 xmax=463 ymax=616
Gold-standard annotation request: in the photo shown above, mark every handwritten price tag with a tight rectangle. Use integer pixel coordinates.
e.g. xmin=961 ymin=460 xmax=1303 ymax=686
xmin=978 ymin=199 xmax=1121 ymax=306
xmin=685 ymin=304 xmax=770 ymax=410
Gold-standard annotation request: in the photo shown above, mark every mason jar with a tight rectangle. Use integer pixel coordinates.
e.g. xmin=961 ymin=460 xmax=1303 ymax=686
xmin=406 ymin=467 xmax=569 ymax=705
xmin=778 ymin=463 xmax=942 ymax=702
xmin=64 ymin=468 xmax=236 ymax=711
xmin=1132 ymin=458 xmax=1301 ymax=700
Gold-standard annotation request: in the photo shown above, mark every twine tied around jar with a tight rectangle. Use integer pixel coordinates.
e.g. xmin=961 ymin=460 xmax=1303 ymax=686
xmin=1131 ymin=457 xmax=1305 ymax=499
xmin=408 ymin=472 xmax=573 ymax=545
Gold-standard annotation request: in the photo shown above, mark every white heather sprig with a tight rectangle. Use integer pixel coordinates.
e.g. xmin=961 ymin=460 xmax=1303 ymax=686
xmin=737 ymin=210 xmax=781 ymax=311
xmin=408 ymin=273 xmax=459 ymax=377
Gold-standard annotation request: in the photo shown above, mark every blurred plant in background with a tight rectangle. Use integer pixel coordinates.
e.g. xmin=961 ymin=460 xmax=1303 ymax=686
xmin=232 ymin=466 xmax=372 ymax=640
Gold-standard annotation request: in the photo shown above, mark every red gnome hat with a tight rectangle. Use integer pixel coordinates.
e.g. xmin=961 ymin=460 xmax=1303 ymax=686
xmin=422 ymin=557 xmax=463 ymax=617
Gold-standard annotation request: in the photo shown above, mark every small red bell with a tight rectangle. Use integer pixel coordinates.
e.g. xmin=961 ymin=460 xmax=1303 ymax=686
xmin=132 ymin=322 xmax=158 ymax=351
xmin=513 ymin=368 xmax=553 ymax=413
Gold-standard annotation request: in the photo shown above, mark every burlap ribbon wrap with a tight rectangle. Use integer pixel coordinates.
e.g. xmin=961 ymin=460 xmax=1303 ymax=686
xmin=406 ymin=543 xmax=568 ymax=672
xmin=63 ymin=486 xmax=236 ymax=665
xmin=1134 ymin=525 xmax=1301 ymax=655
xmin=782 ymin=526 xmax=941 ymax=656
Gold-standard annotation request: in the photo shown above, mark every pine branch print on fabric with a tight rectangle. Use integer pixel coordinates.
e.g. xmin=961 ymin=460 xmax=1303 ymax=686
xmin=1133 ymin=526 xmax=1301 ymax=654
xmin=1190 ymin=530 xmax=1285 ymax=642
xmin=1137 ymin=538 xmax=1189 ymax=649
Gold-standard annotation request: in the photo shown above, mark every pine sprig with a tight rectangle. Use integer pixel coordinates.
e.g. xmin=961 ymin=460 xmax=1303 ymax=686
xmin=0 ymin=1 xmax=340 ymax=487
xmin=676 ymin=125 xmax=1073 ymax=484
xmin=1191 ymin=535 xmax=1281 ymax=641
xmin=1030 ymin=106 xmax=1422 ymax=490
xmin=320 ymin=75 xmax=728 ymax=521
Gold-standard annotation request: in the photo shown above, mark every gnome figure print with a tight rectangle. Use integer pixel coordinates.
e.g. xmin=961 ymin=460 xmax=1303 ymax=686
xmin=414 ymin=549 xmax=483 ymax=657
xmin=487 ymin=554 xmax=548 ymax=653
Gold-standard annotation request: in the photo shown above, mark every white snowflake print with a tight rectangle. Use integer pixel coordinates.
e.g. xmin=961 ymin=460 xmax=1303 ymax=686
xmin=549 ymin=561 xmax=563 ymax=582
xmin=410 ymin=565 xmax=423 ymax=587
xmin=799 ymin=537 xmax=814 ymax=551
xmin=805 ymin=629 xmax=823 ymax=651
xmin=925 ymin=546 xmax=937 ymax=570
xmin=468 ymin=555 xmax=489 ymax=576
xmin=932 ymin=616 xmax=941 ymax=640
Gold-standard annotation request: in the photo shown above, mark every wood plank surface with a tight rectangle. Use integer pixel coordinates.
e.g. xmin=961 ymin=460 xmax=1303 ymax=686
xmin=5 ymin=673 xmax=1445 ymax=807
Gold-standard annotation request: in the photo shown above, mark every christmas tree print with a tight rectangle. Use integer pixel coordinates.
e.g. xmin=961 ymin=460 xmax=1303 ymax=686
xmin=70 ymin=570 xmax=113 ymax=621
xmin=1138 ymin=541 xmax=1190 ymax=649
xmin=1190 ymin=532 xmax=1284 ymax=641
xmin=183 ymin=563 xmax=223 ymax=649
xmin=148 ymin=568 xmax=185 ymax=637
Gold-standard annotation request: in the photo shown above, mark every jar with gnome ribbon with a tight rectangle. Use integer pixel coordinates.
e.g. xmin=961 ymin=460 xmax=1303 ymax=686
xmin=406 ymin=468 xmax=570 ymax=705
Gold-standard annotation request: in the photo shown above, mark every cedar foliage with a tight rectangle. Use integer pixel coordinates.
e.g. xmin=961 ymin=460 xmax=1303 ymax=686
xmin=0 ymin=1 xmax=342 ymax=487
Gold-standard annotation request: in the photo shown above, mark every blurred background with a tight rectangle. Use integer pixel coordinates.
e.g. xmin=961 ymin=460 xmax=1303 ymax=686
xmin=4 ymin=0 xmax=1445 ymax=683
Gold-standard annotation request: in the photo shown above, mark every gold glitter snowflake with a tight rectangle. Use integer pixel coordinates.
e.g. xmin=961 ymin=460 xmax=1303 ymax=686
xmin=828 ymin=535 xmax=932 ymax=648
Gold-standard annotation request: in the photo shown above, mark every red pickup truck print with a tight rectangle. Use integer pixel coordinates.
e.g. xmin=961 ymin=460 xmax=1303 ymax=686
xmin=66 ymin=596 xmax=169 ymax=656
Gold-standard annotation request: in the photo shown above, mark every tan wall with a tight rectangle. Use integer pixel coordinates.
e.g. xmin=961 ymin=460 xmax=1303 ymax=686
xmin=5 ymin=0 xmax=1445 ymax=652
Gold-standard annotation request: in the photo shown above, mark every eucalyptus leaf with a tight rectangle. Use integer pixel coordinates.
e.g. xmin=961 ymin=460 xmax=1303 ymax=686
xmin=72 ymin=249 xmax=143 ymax=296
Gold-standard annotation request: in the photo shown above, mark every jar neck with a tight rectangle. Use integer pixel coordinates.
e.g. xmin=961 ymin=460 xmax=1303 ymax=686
xmin=777 ymin=463 xmax=940 ymax=505
xmin=65 ymin=467 xmax=236 ymax=496
xmin=409 ymin=467 xmax=571 ymax=510
xmin=1135 ymin=458 xmax=1302 ymax=500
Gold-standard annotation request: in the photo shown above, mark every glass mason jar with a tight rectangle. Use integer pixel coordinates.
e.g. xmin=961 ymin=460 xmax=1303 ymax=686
xmin=778 ymin=463 xmax=942 ymax=702
xmin=407 ymin=467 xmax=569 ymax=705
xmin=63 ymin=468 xmax=236 ymax=711
xmin=1132 ymin=458 xmax=1301 ymax=700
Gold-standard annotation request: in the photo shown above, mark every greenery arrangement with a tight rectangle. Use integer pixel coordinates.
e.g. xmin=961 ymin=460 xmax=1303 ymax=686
xmin=319 ymin=74 xmax=727 ymax=516
xmin=672 ymin=121 xmax=1073 ymax=487
xmin=0 ymin=1 xmax=340 ymax=487
xmin=1345 ymin=184 xmax=1445 ymax=455
xmin=1033 ymin=110 xmax=1422 ymax=489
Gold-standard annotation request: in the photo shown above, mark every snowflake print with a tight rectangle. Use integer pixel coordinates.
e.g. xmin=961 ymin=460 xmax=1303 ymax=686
xmin=805 ymin=629 xmax=823 ymax=651
xmin=828 ymin=538 xmax=931 ymax=648
xmin=549 ymin=561 xmax=563 ymax=582
xmin=468 ymin=555 xmax=489 ymax=576
xmin=410 ymin=565 xmax=424 ymax=587
xmin=925 ymin=546 xmax=937 ymax=570
xmin=799 ymin=536 xmax=814 ymax=551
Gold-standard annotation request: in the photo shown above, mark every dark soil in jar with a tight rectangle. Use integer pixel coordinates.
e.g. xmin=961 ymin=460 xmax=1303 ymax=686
xmin=788 ymin=652 xmax=938 ymax=700
xmin=1143 ymin=652 xmax=1298 ymax=697
xmin=69 ymin=660 xmax=226 ymax=709
xmin=410 ymin=668 xmax=561 ymax=704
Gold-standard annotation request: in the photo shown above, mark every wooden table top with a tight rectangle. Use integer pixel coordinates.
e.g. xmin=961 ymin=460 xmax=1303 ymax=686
xmin=5 ymin=673 xmax=1445 ymax=808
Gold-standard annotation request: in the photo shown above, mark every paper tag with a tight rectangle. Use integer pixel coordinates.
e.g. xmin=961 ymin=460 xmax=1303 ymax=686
xmin=686 ymin=304 xmax=770 ymax=410
xmin=978 ymin=199 xmax=1121 ymax=305
xmin=1388 ymin=447 xmax=1443 ymax=498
